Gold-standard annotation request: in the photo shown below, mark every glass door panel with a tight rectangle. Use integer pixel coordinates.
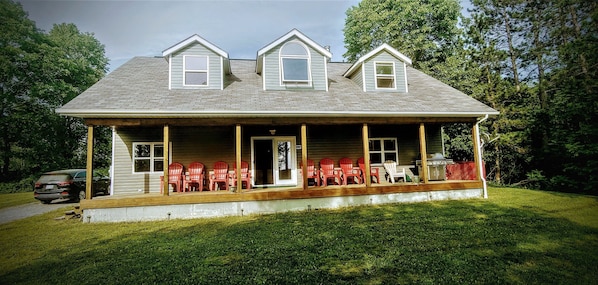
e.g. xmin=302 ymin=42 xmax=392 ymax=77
xmin=252 ymin=137 xmax=296 ymax=187
xmin=276 ymin=139 xmax=293 ymax=183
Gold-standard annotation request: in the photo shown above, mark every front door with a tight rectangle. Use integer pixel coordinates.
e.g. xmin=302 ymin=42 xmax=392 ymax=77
xmin=252 ymin=137 xmax=297 ymax=187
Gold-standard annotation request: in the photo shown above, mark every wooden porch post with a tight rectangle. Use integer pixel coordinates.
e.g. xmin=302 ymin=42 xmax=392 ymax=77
xmin=235 ymin=124 xmax=242 ymax=193
xmin=472 ymin=123 xmax=482 ymax=181
xmin=362 ymin=124 xmax=371 ymax=187
xmin=163 ymin=124 xmax=169 ymax=196
xmin=418 ymin=123 xmax=429 ymax=183
xmin=301 ymin=124 xmax=308 ymax=190
xmin=85 ymin=125 xmax=94 ymax=200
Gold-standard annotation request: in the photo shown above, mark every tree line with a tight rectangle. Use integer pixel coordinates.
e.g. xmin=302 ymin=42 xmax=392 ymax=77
xmin=0 ymin=0 xmax=110 ymax=190
xmin=344 ymin=0 xmax=597 ymax=194
xmin=1 ymin=0 xmax=596 ymax=194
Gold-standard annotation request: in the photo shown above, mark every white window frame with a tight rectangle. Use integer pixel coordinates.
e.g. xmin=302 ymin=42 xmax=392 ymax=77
xmin=369 ymin=138 xmax=399 ymax=165
xmin=132 ymin=142 xmax=169 ymax=174
xmin=374 ymin=61 xmax=396 ymax=90
xmin=183 ymin=55 xmax=209 ymax=86
xmin=279 ymin=41 xmax=311 ymax=85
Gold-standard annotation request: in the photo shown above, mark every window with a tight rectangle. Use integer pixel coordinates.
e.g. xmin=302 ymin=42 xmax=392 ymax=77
xmin=280 ymin=41 xmax=310 ymax=83
xmin=133 ymin=143 xmax=164 ymax=173
xmin=184 ymin=55 xmax=208 ymax=86
xmin=369 ymin=138 xmax=398 ymax=164
xmin=375 ymin=62 xmax=395 ymax=89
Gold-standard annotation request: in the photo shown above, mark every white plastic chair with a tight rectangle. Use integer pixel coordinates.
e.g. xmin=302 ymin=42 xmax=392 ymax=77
xmin=383 ymin=160 xmax=406 ymax=183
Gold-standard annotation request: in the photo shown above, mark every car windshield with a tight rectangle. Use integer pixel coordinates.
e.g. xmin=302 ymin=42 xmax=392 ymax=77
xmin=37 ymin=174 xmax=71 ymax=183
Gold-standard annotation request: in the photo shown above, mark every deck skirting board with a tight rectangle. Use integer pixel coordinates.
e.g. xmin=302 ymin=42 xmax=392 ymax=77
xmin=82 ymin=188 xmax=483 ymax=223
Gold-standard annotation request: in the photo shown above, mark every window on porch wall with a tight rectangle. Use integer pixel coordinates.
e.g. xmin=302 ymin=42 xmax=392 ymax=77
xmin=133 ymin=142 xmax=164 ymax=173
xmin=369 ymin=138 xmax=398 ymax=164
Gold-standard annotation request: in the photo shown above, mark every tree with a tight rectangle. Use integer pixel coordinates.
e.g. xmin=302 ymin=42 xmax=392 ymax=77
xmin=542 ymin=0 xmax=598 ymax=193
xmin=465 ymin=0 xmax=598 ymax=193
xmin=0 ymin=0 xmax=46 ymax=179
xmin=343 ymin=0 xmax=462 ymax=70
xmin=464 ymin=0 xmax=535 ymax=185
xmin=44 ymin=23 xmax=110 ymax=170
xmin=0 ymin=0 xmax=109 ymax=185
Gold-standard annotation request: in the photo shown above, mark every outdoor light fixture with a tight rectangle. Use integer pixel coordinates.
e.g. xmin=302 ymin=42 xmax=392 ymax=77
xmin=269 ymin=129 xmax=276 ymax=135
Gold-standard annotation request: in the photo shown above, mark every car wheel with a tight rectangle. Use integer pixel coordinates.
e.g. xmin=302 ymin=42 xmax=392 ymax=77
xmin=41 ymin=200 xmax=51 ymax=204
xmin=78 ymin=190 xmax=86 ymax=201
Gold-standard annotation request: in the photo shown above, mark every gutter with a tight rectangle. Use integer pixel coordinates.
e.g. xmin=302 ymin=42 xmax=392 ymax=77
xmin=55 ymin=109 xmax=500 ymax=119
xmin=476 ymin=114 xmax=489 ymax=199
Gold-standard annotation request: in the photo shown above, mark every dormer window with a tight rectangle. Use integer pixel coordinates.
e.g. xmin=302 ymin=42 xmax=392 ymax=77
xmin=280 ymin=41 xmax=310 ymax=84
xmin=375 ymin=62 xmax=396 ymax=89
xmin=184 ymin=55 xmax=208 ymax=86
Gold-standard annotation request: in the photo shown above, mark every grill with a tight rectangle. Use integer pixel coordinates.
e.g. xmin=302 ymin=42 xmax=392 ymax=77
xmin=416 ymin=153 xmax=453 ymax=181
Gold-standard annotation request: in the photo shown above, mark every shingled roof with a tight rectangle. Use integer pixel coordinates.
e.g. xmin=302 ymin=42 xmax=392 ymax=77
xmin=57 ymin=57 xmax=498 ymax=119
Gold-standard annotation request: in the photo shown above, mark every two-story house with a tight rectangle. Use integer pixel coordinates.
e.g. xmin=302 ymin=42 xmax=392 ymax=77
xmin=58 ymin=29 xmax=498 ymax=222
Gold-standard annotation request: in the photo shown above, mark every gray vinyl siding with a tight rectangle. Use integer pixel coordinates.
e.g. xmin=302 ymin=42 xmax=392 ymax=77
xmin=111 ymin=124 xmax=443 ymax=194
xmin=363 ymin=51 xmax=407 ymax=93
xmin=112 ymin=128 xmax=164 ymax=195
xmin=305 ymin=125 xmax=364 ymax=167
xmin=170 ymin=127 xmax=237 ymax=169
xmin=350 ymin=67 xmax=364 ymax=90
xmin=170 ymin=43 xmax=223 ymax=89
xmin=262 ymin=38 xmax=328 ymax=91
xmin=369 ymin=124 xmax=442 ymax=165
xmin=113 ymin=126 xmax=238 ymax=195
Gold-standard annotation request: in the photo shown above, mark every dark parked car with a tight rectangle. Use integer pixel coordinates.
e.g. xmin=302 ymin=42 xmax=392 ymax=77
xmin=34 ymin=169 xmax=110 ymax=203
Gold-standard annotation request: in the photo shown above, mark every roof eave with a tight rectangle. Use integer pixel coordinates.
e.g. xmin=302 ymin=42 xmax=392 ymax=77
xmin=56 ymin=109 xmax=500 ymax=119
xmin=343 ymin=44 xmax=412 ymax=77
xmin=162 ymin=34 xmax=229 ymax=59
xmin=257 ymin=29 xmax=332 ymax=59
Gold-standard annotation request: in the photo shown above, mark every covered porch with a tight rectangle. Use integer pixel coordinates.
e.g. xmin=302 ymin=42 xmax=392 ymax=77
xmin=80 ymin=116 xmax=487 ymax=223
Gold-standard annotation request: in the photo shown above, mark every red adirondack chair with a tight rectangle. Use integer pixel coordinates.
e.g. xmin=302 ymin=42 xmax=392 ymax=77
xmin=358 ymin=157 xmax=380 ymax=184
xmin=231 ymin=161 xmax=252 ymax=190
xmin=339 ymin=157 xmax=362 ymax=185
xmin=160 ymin=162 xmax=184 ymax=193
xmin=301 ymin=159 xmax=320 ymax=186
xmin=319 ymin=158 xmax=340 ymax=186
xmin=185 ymin=162 xmax=205 ymax=191
xmin=209 ymin=161 xmax=230 ymax=191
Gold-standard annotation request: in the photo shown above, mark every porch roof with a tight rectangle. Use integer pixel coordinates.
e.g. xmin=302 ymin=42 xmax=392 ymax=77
xmin=57 ymin=58 xmax=498 ymax=120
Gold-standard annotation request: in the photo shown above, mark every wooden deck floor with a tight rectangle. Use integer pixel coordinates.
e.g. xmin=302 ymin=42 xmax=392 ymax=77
xmin=81 ymin=180 xmax=483 ymax=210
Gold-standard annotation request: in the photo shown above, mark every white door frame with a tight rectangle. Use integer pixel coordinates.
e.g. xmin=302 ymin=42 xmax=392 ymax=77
xmin=251 ymin=136 xmax=297 ymax=187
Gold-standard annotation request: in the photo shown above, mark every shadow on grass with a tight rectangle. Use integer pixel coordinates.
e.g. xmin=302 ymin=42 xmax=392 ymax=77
xmin=1 ymin=200 xmax=597 ymax=284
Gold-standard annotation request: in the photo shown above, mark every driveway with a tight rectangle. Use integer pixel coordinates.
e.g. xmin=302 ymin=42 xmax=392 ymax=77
xmin=0 ymin=199 xmax=79 ymax=224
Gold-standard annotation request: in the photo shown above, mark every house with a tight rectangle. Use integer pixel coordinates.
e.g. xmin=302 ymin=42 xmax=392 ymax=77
xmin=57 ymin=29 xmax=498 ymax=223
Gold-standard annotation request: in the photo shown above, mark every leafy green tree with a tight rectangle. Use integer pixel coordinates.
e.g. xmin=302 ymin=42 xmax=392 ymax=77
xmin=44 ymin=23 xmax=110 ymax=170
xmin=464 ymin=0 xmax=597 ymax=193
xmin=0 ymin=0 xmax=46 ymax=179
xmin=541 ymin=0 xmax=598 ymax=193
xmin=0 ymin=0 xmax=109 ymax=185
xmin=343 ymin=0 xmax=462 ymax=70
xmin=464 ymin=0 xmax=532 ymax=186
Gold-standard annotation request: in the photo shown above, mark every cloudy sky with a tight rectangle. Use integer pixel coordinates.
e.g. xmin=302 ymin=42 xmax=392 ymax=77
xmin=19 ymin=0 xmax=468 ymax=72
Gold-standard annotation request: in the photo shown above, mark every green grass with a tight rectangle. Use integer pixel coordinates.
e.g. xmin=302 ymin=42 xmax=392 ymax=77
xmin=0 ymin=187 xmax=597 ymax=284
xmin=0 ymin=192 xmax=35 ymax=209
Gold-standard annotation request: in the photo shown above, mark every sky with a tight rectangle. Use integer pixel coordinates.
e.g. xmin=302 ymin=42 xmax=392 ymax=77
xmin=19 ymin=0 xmax=471 ymax=72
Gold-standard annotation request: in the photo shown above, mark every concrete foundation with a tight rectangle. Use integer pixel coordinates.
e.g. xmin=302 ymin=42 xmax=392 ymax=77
xmin=82 ymin=188 xmax=483 ymax=223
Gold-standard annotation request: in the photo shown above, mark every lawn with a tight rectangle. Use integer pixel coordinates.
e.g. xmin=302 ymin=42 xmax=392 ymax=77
xmin=0 ymin=192 xmax=35 ymax=210
xmin=0 ymin=187 xmax=597 ymax=284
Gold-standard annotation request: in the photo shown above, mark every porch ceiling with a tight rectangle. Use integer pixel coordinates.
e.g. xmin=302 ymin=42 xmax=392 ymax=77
xmin=85 ymin=116 xmax=478 ymax=127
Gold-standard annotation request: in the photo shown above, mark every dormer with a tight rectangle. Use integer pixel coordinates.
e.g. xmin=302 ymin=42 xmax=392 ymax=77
xmin=256 ymin=29 xmax=332 ymax=91
xmin=162 ymin=34 xmax=231 ymax=90
xmin=343 ymin=44 xmax=412 ymax=93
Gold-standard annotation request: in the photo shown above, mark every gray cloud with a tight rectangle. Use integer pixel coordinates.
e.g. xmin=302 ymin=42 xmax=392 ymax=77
xmin=20 ymin=0 xmax=360 ymax=71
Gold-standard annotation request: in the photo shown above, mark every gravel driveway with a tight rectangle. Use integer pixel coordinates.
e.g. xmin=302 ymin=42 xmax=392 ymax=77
xmin=0 ymin=200 xmax=79 ymax=224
